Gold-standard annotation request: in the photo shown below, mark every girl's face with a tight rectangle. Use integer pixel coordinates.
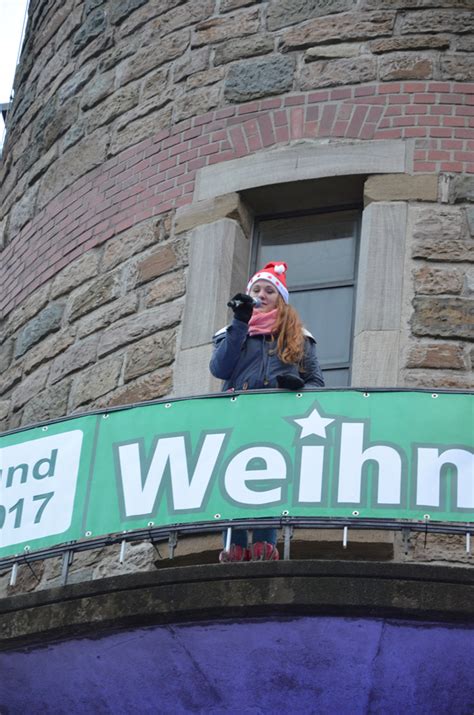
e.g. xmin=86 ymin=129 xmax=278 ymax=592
xmin=249 ymin=280 xmax=279 ymax=313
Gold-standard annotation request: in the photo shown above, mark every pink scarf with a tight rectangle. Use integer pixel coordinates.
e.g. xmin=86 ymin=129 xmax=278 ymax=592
xmin=248 ymin=308 xmax=279 ymax=336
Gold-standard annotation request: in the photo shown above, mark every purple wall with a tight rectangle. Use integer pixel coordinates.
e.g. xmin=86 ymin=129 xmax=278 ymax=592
xmin=2 ymin=616 xmax=474 ymax=714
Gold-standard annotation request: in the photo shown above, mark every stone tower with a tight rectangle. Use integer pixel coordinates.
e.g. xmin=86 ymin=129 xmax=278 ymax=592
xmin=0 ymin=2 xmax=473 ymax=709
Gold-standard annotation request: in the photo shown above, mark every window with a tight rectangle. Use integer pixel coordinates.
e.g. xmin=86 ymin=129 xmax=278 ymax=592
xmin=252 ymin=209 xmax=360 ymax=386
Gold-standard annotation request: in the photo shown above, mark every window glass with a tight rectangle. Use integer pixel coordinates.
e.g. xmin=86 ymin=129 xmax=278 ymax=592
xmin=254 ymin=209 xmax=359 ymax=386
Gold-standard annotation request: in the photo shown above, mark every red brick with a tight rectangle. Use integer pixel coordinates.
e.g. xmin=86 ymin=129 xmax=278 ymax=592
xmin=159 ymin=157 xmax=177 ymax=172
xmin=388 ymin=94 xmax=410 ymax=104
xmin=171 ymin=119 xmax=192 ymax=135
xmin=414 ymin=150 xmax=426 ymax=160
xmin=260 ymin=98 xmax=282 ymax=110
xmin=380 ymin=82 xmax=402 ymax=94
xmin=247 ymin=133 xmax=262 ymax=152
xmin=303 ymin=121 xmax=318 ymax=138
xmin=430 ymin=105 xmax=453 ymax=116
xmin=285 ymin=95 xmax=305 ymax=106
xmin=175 ymin=195 xmax=193 ymax=208
xmin=359 ymin=123 xmax=376 ymax=140
xmin=167 ymin=164 xmax=186 ymax=179
xmin=443 ymin=116 xmax=466 ymax=128
xmin=415 ymin=161 xmax=437 ymax=172
xmin=466 ymin=164 xmax=474 ymax=173
xmin=332 ymin=121 xmax=348 ymax=137
xmin=413 ymin=93 xmax=436 ymax=104
xmin=306 ymin=105 xmax=319 ymax=122
xmin=355 ymin=85 xmax=376 ymax=97
xmin=169 ymin=141 xmax=190 ymax=157
xmin=318 ymin=104 xmax=337 ymax=135
xmin=393 ymin=116 xmax=414 ymax=127
xmin=429 ymin=128 xmax=453 ymax=137
xmin=438 ymin=93 xmax=464 ymax=105
xmin=427 ymin=150 xmax=450 ymax=161
xmin=237 ymin=101 xmax=260 ymax=115
xmin=275 ymin=126 xmax=289 ymax=143
xmin=229 ymin=125 xmax=248 ymax=156
xmin=374 ymin=128 xmax=402 ymax=139
xmin=190 ymin=135 xmax=210 ymax=148
xmin=453 ymin=82 xmax=474 ymax=94
xmin=257 ymin=114 xmax=275 ymax=147
xmin=179 ymin=148 xmax=199 ymax=163
xmin=346 ymin=105 xmax=368 ymax=138
xmin=330 ymin=88 xmax=352 ymax=100
xmin=220 ymin=140 xmax=232 ymax=150
xmin=183 ymin=126 xmax=203 ymax=141
xmin=199 ymin=143 xmax=220 ymax=157
xmin=405 ymin=105 xmax=427 ymax=115
xmin=211 ymin=129 xmax=227 ymax=142
xmin=188 ymin=157 xmax=207 ymax=170
xmin=428 ymin=82 xmax=451 ymax=92
xmin=441 ymin=139 xmax=463 ymax=150
xmin=202 ymin=120 xmax=226 ymax=134
xmin=308 ymin=91 xmax=330 ymax=103
xmin=454 ymin=151 xmax=474 ymax=162
xmin=273 ymin=109 xmax=288 ymax=127
xmin=417 ymin=116 xmax=440 ymax=127
xmin=176 ymin=170 xmax=196 ymax=185
xmin=367 ymin=106 xmax=384 ymax=122
xmin=379 ymin=118 xmax=391 ymax=128
xmin=455 ymin=128 xmax=474 ymax=139
xmin=290 ymin=107 xmax=305 ymax=139
xmin=215 ymin=107 xmax=236 ymax=119
xmin=208 ymin=150 xmax=237 ymax=164
xmin=194 ymin=111 xmax=216 ymax=126
xmin=337 ymin=104 xmax=352 ymax=120
xmin=456 ymin=106 xmax=474 ymax=116
xmin=440 ymin=162 xmax=463 ymax=172
xmin=403 ymin=82 xmax=427 ymax=93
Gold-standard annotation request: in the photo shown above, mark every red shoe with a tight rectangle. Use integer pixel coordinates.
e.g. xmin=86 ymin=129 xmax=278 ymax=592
xmin=249 ymin=541 xmax=279 ymax=561
xmin=219 ymin=544 xmax=249 ymax=562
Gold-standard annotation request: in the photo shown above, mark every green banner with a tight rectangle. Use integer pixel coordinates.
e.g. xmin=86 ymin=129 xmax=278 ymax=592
xmin=0 ymin=390 xmax=472 ymax=559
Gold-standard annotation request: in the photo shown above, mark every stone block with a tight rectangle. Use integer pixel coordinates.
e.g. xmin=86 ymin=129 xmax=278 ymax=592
xmin=379 ymin=53 xmax=433 ymax=81
xmin=21 ymin=379 xmax=71 ymax=427
xmin=62 ymin=121 xmax=86 ymax=150
xmin=193 ymin=9 xmax=260 ymax=46
xmin=195 ymin=141 xmax=407 ymax=201
xmin=224 ymin=55 xmax=295 ymax=102
xmin=123 ymin=327 xmax=176 ymax=381
xmin=50 ymin=335 xmax=99 ymax=384
xmin=174 ymin=85 xmax=221 ymax=121
xmin=69 ymin=274 xmax=122 ymax=322
xmin=87 ymin=84 xmax=139 ymax=131
xmin=109 ymin=105 xmax=172 ymax=156
xmin=186 ymin=67 xmax=226 ymax=90
xmin=403 ymin=369 xmax=473 ymax=390
xmin=72 ymin=8 xmax=108 ymax=55
xmin=370 ymin=35 xmax=450 ymax=54
xmin=214 ymin=35 xmax=274 ymax=66
xmin=412 ymin=240 xmax=474 ymax=263
xmin=136 ymin=244 xmax=178 ymax=285
xmin=405 ymin=342 xmax=466 ymax=370
xmin=301 ymin=56 xmax=376 ymax=90
xmin=282 ymin=11 xmax=395 ymax=49
xmin=143 ymin=270 xmax=186 ymax=308
xmin=102 ymin=219 xmax=160 ymax=271
xmin=109 ymin=0 xmax=148 ymax=24
xmin=305 ymin=43 xmax=362 ymax=60
xmin=351 ymin=330 xmax=400 ymax=387
xmin=159 ymin=0 xmax=214 ymax=36
xmin=116 ymin=29 xmax=190 ymax=86
xmin=37 ymin=129 xmax=109 ymax=209
xmin=467 ymin=208 xmax=474 ymax=236
xmin=93 ymin=366 xmax=173 ymax=408
xmin=8 ymin=184 xmax=39 ymax=236
xmin=267 ymin=0 xmax=355 ymax=31
xmin=11 ymin=365 xmax=50 ymax=411
xmin=0 ymin=338 xmax=13 ymax=374
xmin=400 ymin=10 xmax=474 ymax=35
xmin=92 ymin=543 xmax=157 ymax=579
xmin=15 ymin=302 xmax=65 ymax=358
xmin=58 ymin=64 xmax=95 ymax=103
xmin=173 ymin=47 xmax=210 ymax=82
xmin=411 ymin=297 xmax=474 ymax=340
xmin=0 ymin=400 xmax=10 ymax=421
xmin=364 ymin=174 xmax=438 ymax=204
xmin=355 ymin=202 xmax=407 ymax=333
xmin=449 ymin=176 xmax=474 ymax=204
xmin=51 ymin=251 xmax=100 ymax=298
xmin=80 ymin=70 xmax=115 ymax=109
xmin=413 ymin=266 xmax=463 ymax=295
xmin=77 ymin=294 xmax=139 ymax=338
xmin=69 ymin=355 xmax=123 ymax=409
xmin=221 ymin=0 xmax=257 ymax=10
xmin=23 ymin=330 xmax=76 ymax=375
xmin=179 ymin=219 xmax=250 ymax=352
xmin=175 ymin=193 xmax=253 ymax=236
xmin=98 ymin=300 xmax=183 ymax=357
xmin=465 ymin=268 xmax=474 ymax=295
xmin=173 ymin=344 xmax=221 ymax=397
xmin=0 ymin=366 xmax=22 ymax=399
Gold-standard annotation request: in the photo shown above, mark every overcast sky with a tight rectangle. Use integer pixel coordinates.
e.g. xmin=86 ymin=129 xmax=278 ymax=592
xmin=1 ymin=0 xmax=30 ymax=139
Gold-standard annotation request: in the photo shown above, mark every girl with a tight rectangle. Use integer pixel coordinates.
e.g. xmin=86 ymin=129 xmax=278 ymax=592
xmin=210 ymin=261 xmax=324 ymax=561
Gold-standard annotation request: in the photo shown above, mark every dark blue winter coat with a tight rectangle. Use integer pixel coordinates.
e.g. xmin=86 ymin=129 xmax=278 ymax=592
xmin=210 ymin=318 xmax=324 ymax=391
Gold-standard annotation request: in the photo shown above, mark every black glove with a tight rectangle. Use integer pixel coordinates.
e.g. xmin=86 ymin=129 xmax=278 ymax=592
xmin=277 ymin=373 xmax=305 ymax=391
xmin=227 ymin=293 xmax=255 ymax=324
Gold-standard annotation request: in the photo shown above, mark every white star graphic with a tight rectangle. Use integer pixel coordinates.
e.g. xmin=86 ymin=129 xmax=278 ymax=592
xmin=293 ymin=407 xmax=335 ymax=438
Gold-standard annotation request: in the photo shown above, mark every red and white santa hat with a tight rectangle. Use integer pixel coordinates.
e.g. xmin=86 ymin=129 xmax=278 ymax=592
xmin=246 ymin=261 xmax=289 ymax=304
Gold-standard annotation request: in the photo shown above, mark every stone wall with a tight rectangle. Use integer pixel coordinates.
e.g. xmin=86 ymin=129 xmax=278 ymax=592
xmin=0 ymin=0 xmax=472 ymax=590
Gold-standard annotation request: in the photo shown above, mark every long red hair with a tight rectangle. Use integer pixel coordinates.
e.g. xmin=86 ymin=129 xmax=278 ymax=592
xmin=273 ymin=295 xmax=305 ymax=365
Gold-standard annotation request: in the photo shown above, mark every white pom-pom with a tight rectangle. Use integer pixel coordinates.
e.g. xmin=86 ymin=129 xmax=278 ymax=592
xmin=274 ymin=264 xmax=285 ymax=274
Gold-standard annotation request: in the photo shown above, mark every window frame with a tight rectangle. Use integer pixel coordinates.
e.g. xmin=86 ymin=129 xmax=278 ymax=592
xmin=250 ymin=203 xmax=362 ymax=384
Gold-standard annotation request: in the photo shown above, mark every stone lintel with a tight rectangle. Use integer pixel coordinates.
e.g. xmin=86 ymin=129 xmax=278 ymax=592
xmin=194 ymin=140 xmax=409 ymax=201
xmin=364 ymin=174 xmax=438 ymax=204
xmin=174 ymin=192 xmax=253 ymax=236
xmin=351 ymin=330 xmax=400 ymax=387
